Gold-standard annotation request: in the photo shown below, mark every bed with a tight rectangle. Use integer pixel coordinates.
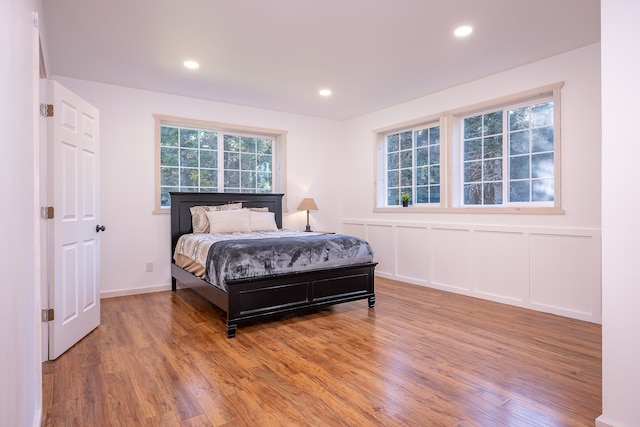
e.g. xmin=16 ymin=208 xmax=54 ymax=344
xmin=170 ymin=192 xmax=377 ymax=338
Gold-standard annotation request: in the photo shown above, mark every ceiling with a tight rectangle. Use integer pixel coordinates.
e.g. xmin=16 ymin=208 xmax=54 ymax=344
xmin=42 ymin=0 xmax=600 ymax=121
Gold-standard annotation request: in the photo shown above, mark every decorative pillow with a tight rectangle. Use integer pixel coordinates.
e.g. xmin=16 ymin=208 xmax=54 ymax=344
xmin=190 ymin=203 xmax=242 ymax=233
xmin=206 ymin=209 xmax=251 ymax=234
xmin=248 ymin=207 xmax=269 ymax=212
xmin=249 ymin=211 xmax=278 ymax=232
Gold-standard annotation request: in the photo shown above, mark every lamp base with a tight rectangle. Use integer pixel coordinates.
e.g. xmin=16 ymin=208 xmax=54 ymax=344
xmin=304 ymin=225 xmax=312 ymax=232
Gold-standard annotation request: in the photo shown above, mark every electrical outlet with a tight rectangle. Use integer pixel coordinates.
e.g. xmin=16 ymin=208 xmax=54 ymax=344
xmin=145 ymin=262 xmax=153 ymax=272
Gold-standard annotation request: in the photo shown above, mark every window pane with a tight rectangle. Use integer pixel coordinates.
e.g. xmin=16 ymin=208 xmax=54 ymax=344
xmin=464 ymin=116 xmax=483 ymax=139
xmin=180 ymin=129 xmax=198 ymax=148
xmin=464 ymin=161 xmax=482 ymax=183
xmin=180 ymin=168 xmax=198 ymax=186
xmin=200 ymin=169 xmax=216 ymax=187
xmin=387 ymin=189 xmax=399 ymax=206
xmin=483 ymin=135 xmax=502 ymax=159
xmin=464 ymin=183 xmax=482 ymax=204
xmin=400 ymin=131 xmax=412 ymax=150
xmin=429 ymin=165 xmax=440 ymax=184
xmin=199 ymin=150 xmax=216 ymax=168
xmin=388 ymin=152 xmax=399 ymax=170
xmin=388 ymin=170 xmax=399 ymax=187
xmin=224 ymin=170 xmax=240 ymax=188
xmin=241 ymin=153 xmax=256 ymax=171
xmin=400 ymin=169 xmax=412 ymax=186
xmin=224 ymin=152 xmax=239 ymax=170
xmin=161 ymin=147 xmax=178 ymax=166
xmin=161 ymin=167 xmax=178 ymax=186
xmin=416 ymin=167 xmax=428 ymax=186
xmin=484 ymin=111 xmax=503 ymax=135
xmin=531 ymin=102 xmax=553 ymax=127
xmin=483 ymin=159 xmax=503 ymax=181
xmin=532 ymin=153 xmax=554 ymax=178
xmin=430 ymin=185 xmax=440 ymax=203
xmin=532 ymin=179 xmax=554 ymax=201
xmin=429 ymin=127 xmax=440 ymax=145
xmin=387 ymin=134 xmax=399 ymax=152
xmin=415 ymin=129 xmax=428 ymax=147
xmin=415 ymin=147 xmax=428 ymax=166
xmin=509 ymin=130 xmax=530 ymax=155
xmin=483 ymin=182 xmax=503 ymax=204
xmin=510 ymin=155 xmax=530 ymax=180
xmin=510 ymin=181 xmax=530 ymax=202
xmin=241 ymin=171 xmax=256 ymax=189
xmin=429 ymin=145 xmax=440 ymax=164
xmin=180 ymin=149 xmax=198 ymax=167
xmin=161 ymin=127 xmax=178 ymax=146
xmin=509 ymin=107 xmax=530 ymax=131
xmin=200 ymin=131 xmax=217 ymax=149
xmin=240 ymin=136 xmax=257 ymax=152
xmin=464 ymin=139 xmax=482 ymax=161
xmin=257 ymin=138 xmax=272 ymax=154
xmin=160 ymin=186 xmax=179 ymax=207
xmin=416 ymin=186 xmax=429 ymax=203
xmin=531 ymin=126 xmax=554 ymax=152
xmin=224 ymin=135 xmax=239 ymax=151
xmin=400 ymin=151 xmax=412 ymax=168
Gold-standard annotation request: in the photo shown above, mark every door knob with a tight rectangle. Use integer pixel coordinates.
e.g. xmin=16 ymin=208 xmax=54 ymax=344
xmin=96 ymin=225 xmax=106 ymax=232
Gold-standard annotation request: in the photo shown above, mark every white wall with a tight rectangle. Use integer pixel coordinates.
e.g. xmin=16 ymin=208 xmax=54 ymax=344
xmin=341 ymin=44 xmax=602 ymax=323
xmin=48 ymin=77 xmax=345 ymax=296
xmin=599 ymin=0 xmax=640 ymax=425
xmin=0 ymin=0 xmax=44 ymax=426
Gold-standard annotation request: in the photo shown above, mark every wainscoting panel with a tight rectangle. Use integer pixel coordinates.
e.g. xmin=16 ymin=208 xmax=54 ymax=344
xmin=396 ymin=225 xmax=429 ymax=284
xmin=474 ymin=229 xmax=528 ymax=303
xmin=430 ymin=226 xmax=474 ymax=292
xmin=346 ymin=219 xmax=602 ymax=323
xmin=529 ymin=232 xmax=601 ymax=321
xmin=364 ymin=224 xmax=395 ymax=276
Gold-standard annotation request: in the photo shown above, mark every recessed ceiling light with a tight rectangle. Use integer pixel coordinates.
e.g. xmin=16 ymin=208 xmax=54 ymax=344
xmin=319 ymin=89 xmax=332 ymax=97
xmin=183 ymin=60 xmax=200 ymax=69
xmin=454 ymin=26 xmax=473 ymax=37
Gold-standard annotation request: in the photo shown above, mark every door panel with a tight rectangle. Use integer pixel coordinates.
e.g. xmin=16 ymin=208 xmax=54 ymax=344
xmin=49 ymin=81 xmax=100 ymax=360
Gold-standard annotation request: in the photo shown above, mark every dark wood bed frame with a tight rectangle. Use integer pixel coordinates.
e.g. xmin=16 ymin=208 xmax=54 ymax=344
xmin=170 ymin=192 xmax=377 ymax=338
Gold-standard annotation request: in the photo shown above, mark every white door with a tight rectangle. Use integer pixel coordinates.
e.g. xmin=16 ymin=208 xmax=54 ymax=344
xmin=48 ymin=81 xmax=101 ymax=359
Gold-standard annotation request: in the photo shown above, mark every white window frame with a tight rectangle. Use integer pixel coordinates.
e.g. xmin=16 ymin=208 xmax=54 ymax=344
xmin=154 ymin=114 xmax=288 ymax=213
xmin=374 ymin=82 xmax=564 ymax=214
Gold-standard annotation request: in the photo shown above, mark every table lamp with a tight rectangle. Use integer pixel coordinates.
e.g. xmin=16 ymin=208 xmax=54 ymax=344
xmin=297 ymin=198 xmax=318 ymax=232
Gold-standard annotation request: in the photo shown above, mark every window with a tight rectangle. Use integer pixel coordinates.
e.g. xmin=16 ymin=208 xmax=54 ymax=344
xmin=375 ymin=82 xmax=562 ymax=213
xmin=155 ymin=115 xmax=287 ymax=211
xmin=461 ymin=100 xmax=554 ymax=206
xmin=385 ymin=124 xmax=441 ymax=206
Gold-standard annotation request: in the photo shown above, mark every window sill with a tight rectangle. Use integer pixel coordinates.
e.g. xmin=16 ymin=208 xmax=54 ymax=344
xmin=373 ymin=206 xmax=565 ymax=215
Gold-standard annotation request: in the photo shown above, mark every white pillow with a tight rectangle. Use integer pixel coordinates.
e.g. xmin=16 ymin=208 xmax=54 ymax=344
xmin=190 ymin=203 xmax=242 ymax=233
xmin=249 ymin=210 xmax=278 ymax=232
xmin=206 ymin=209 xmax=251 ymax=234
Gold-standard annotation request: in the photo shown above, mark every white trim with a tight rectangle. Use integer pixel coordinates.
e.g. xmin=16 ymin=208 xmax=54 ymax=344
xmin=595 ymin=416 xmax=615 ymax=427
xmin=100 ymin=284 xmax=172 ymax=299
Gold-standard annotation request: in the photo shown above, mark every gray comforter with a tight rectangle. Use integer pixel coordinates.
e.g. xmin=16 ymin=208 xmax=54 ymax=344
xmin=205 ymin=234 xmax=374 ymax=290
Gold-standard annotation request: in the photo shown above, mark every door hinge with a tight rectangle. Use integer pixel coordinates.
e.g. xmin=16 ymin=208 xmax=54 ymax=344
xmin=41 ymin=308 xmax=54 ymax=322
xmin=41 ymin=206 xmax=54 ymax=219
xmin=40 ymin=103 xmax=53 ymax=117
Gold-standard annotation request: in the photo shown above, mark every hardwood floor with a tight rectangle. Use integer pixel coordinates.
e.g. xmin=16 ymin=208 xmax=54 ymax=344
xmin=42 ymin=278 xmax=601 ymax=426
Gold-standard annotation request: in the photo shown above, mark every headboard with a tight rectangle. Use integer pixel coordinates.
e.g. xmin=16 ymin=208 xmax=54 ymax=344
xmin=170 ymin=192 xmax=285 ymax=256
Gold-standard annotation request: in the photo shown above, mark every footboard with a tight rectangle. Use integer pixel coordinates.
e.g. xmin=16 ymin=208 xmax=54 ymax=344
xmin=225 ymin=263 xmax=376 ymax=337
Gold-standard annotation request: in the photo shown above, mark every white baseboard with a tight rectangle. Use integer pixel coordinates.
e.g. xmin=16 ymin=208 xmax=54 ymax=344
xmin=100 ymin=284 xmax=172 ymax=299
xmin=596 ymin=415 xmax=615 ymax=427
xmin=33 ymin=410 xmax=42 ymax=427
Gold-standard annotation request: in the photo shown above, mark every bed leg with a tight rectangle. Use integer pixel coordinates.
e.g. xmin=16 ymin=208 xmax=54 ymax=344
xmin=226 ymin=323 xmax=237 ymax=338
xmin=171 ymin=277 xmax=177 ymax=291
xmin=368 ymin=295 xmax=376 ymax=308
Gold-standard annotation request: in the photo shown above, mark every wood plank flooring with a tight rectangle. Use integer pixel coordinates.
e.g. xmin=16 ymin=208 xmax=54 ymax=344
xmin=42 ymin=278 xmax=601 ymax=426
